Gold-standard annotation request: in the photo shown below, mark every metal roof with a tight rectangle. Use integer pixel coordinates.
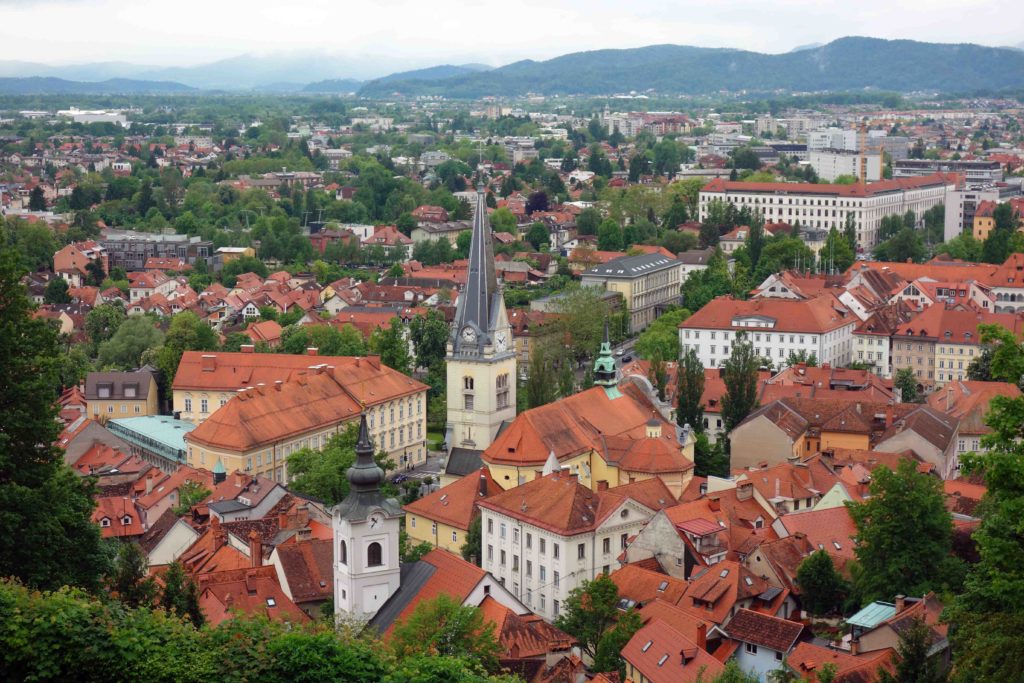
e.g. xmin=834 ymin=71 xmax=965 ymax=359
xmin=108 ymin=415 xmax=195 ymax=463
xmin=847 ymin=601 xmax=896 ymax=629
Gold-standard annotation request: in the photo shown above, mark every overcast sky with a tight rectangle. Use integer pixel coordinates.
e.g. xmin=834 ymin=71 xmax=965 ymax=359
xmin=2 ymin=0 xmax=1021 ymax=71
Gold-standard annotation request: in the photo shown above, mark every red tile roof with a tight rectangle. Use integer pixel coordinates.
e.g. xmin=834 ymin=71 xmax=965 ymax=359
xmin=197 ymin=565 xmax=310 ymax=625
xmin=273 ymin=538 xmax=333 ymax=604
xmin=681 ymin=293 xmax=855 ymax=335
xmin=621 ymin=618 xmax=724 ymax=683
xmin=403 ymin=467 xmax=498 ymax=531
xmin=610 ymin=564 xmax=689 ymax=607
xmin=93 ymin=497 xmax=144 ymax=538
xmin=779 ymin=506 xmax=858 ymax=569
xmin=724 ymin=608 xmax=802 ymax=651
xmin=788 ymin=642 xmax=895 ymax=683
xmin=385 ymin=549 xmax=487 ymax=636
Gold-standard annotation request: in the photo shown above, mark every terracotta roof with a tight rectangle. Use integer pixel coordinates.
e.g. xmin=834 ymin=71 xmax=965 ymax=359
xmin=788 ymin=642 xmax=896 ymax=683
xmin=197 ymin=565 xmax=310 ymax=625
xmin=876 ymin=405 xmax=957 ymax=453
xmin=273 ymin=538 xmax=333 ymax=603
xmin=478 ymin=595 xmax=574 ymax=659
xmin=483 ymin=384 xmax=681 ymax=468
xmin=702 ymin=172 xmax=959 ymax=198
xmin=479 ymin=471 xmax=648 ymax=536
xmin=383 ymin=549 xmax=487 ymax=635
xmin=636 ymin=598 xmax=714 ymax=645
xmin=736 ymin=459 xmax=840 ymax=504
xmin=894 ymin=305 xmax=1021 ymax=342
xmin=608 ymin=477 xmax=678 ymax=511
xmin=683 ymin=560 xmax=768 ymax=625
xmin=610 ymin=564 xmax=689 ymax=607
xmin=403 ymin=467 xmax=497 ymax=531
xmin=681 ymin=293 xmax=854 ymax=335
xmin=725 ymin=608 xmax=802 ymax=651
xmin=927 ymin=380 xmax=1020 ymax=436
xmin=621 ymin=618 xmax=724 ymax=683
xmin=92 ymin=497 xmax=144 ymax=538
xmin=73 ymin=442 xmax=133 ymax=475
xmin=779 ymin=506 xmax=858 ymax=569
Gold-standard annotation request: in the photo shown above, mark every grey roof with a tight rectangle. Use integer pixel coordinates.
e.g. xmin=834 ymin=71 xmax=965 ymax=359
xmin=583 ymin=253 xmax=677 ymax=278
xmin=85 ymin=370 xmax=156 ymax=401
xmin=445 ymin=448 xmax=484 ymax=477
xmin=677 ymin=247 xmax=715 ymax=265
xmin=208 ymin=500 xmax=250 ymax=514
xmin=450 ymin=186 xmax=501 ymax=353
xmin=366 ymin=560 xmax=437 ymax=633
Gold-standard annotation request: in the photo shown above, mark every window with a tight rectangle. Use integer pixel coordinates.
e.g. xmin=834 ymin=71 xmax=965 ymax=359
xmin=553 ymin=600 xmax=560 ymax=616
xmin=554 ymin=571 xmax=560 ymax=588
xmin=540 ymin=538 xmax=546 ymax=555
xmin=464 ymin=376 xmax=474 ymax=390
xmin=431 ymin=522 xmax=437 ymax=535
xmin=487 ymin=519 xmax=493 ymax=535
xmin=200 ymin=398 xmax=208 ymax=413
xmin=553 ymin=543 xmax=560 ymax=559
xmin=487 ymin=545 xmax=493 ymax=561
xmin=107 ymin=405 xmax=113 ymax=414
xmin=621 ymin=533 xmax=628 ymax=549
xmin=526 ymin=589 xmax=532 ymax=605
xmin=526 ymin=560 xmax=533 ymax=577
xmin=526 ymin=533 xmax=532 ymax=549
xmin=540 ymin=566 xmax=546 ymax=581
xmin=500 ymin=550 xmax=506 ymax=566
xmin=340 ymin=540 xmax=347 ymax=565
xmin=184 ymin=398 xmax=192 ymax=412
xmin=367 ymin=542 xmax=382 ymax=567
xmin=452 ymin=531 xmax=458 ymax=543
xmin=513 ymin=528 xmax=519 ymax=544
xmin=100 ymin=518 xmax=111 ymax=527
xmin=134 ymin=405 xmax=141 ymax=414
xmin=775 ymin=651 xmax=784 ymax=662
xmin=98 ymin=384 xmax=111 ymax=398
xmin=512 ymin=555 xmax=520 ymax=571
xmin=577 ymin=543 xmax=585 ymax=560
xmin=500 ymin=523 xmax=507 ymax=539
xmin=539 ymin=594 xmax=546 ymax=611
xmin=602 ymin=538 xmax=611 ymax=554
xmin=410 ymin=517 xmax=416 ymax=528
xmin=266 ymin=597 xmax=276 ymax=607
xmin=123 ymin=385 xmax=137 ymax=398
xmin=464 ymin=394 xmax=474 ymax=410
xmin=745 ymin=643 xmax=758 ymax=654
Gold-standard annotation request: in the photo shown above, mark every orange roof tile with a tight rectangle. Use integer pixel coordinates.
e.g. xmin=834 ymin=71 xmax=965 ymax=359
xmin=610 ymin=564 xmax=689 ymax=607
xmin=681 ymin=293 xmax=855 ymax=335
xmin=621 ymin=618 xmax=724 ymax=683
xmin=403 ymin=467 xmax=498 ymax=531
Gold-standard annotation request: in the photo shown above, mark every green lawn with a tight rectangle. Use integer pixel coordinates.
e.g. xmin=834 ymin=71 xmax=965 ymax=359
xmin=426 ymin=431 xmax=444 ymax=450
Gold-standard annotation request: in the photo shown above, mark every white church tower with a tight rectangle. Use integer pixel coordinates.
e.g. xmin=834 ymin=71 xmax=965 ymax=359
xmin=445 ymin=184 xmax=517 ymax=453
xmin=333 ymin=414 xmax=403 ymax=620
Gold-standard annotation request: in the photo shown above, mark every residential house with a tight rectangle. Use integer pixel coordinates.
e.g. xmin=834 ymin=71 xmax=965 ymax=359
xmin=403 ymin=467 xmax=498 ymax=554
xmin=54 ymin=240 xmax=107 ymax=287
xmin=927 ymin=380 xmax=1021 ymax=457
xmin=726 ymin=609 xmax=803 ymax=681
xmin=85 ymin=369 xmax=160 ymax=419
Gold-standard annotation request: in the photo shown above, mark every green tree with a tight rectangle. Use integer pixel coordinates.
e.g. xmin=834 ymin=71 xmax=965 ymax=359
xmin=592 ymin=608 xmax=643 ymax=678
xmin=875 ymin=227 xmax=925 ymax=263
xmin=390 ymin=595 xmax=502 ymax=673
xmin=797 ymin=550 xmax=847 ymax=617
xmin=821 ymin=227 xmax=856 ymax=274
xmin=85 ymin=302 xmax=126 ymax=353
xmin=635 ymin=308 xmax=690 ymax=361
xmin=786 ymin=350 xmax=819 ymax=367
xmin=894 ymin=367 xmax=920 ymax=403
xmin=681 ymin=250 xmax=734 ymax=312
xmin=384 ymin=655 xmax=516 ymax=683
xmin=846 ymin=459 xmax=960 ymax=604
xmin=694 ymin=432 xmax=729 ymax=477
xmin=844 ymin=212 xmax=858 ymax=251
xmin=85 ymin=259 xmax=106 ymax=287
xmin=554 ymin=574 xmax=621 ymax=659
xmin=159 ymin=561 xmax=204 ymax=627
xmin=28 ymin=185 xmax=47 ymax=211
xmin=677 ymin=347 xmax=705 ymax=433
xmin=576 ymin=207 xmax=602 ymax=235
xmin=526 ymin=222 xmax=549 ymax=250
xmin=597 ymin=219 xmax=624 ymax=251
xmin=876 ymin=616 xmax=948 ymax=683
xmin=974 ymin=324 xmax=1024 ymax=385
xmin=526 ymin=344 xmax=557 ymax=408
xmin=460 ymin=515 xmax=482 ymax=565
xmin=652 ymin=139 xmax=681 ymax=176
xmin=44 ymin=277 xmax=71 ymax=303
xmin=155 ymin=311 xmax=218 ymax=385
xmin=713 ymin=660 xmax=761 ymax=682
xmin=409 ymin=310 xmax=450 ymax=371
xmin=489 ymin=207 xmax=517 ymax=233
xmin=221 ymin=255 xmax=269 ymax=287
xmin=721 ymin=333 xmax=761 ymax=434
xmin=287 ymin=424 xmax=359 ymax=506
xmin=109 ymin=542 xmax=157 ymax=609
xmin=172 ymin=480 xmax=212 ymax=516
xmin=369 ymin=318 xmax=412 ymax=375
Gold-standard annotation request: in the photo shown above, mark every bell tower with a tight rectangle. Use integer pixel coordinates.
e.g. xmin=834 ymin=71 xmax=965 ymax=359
xmin=333 ymin=414 xmax=403 ymax=620
xmin=445 ymin=185 xmax=517 ymax=453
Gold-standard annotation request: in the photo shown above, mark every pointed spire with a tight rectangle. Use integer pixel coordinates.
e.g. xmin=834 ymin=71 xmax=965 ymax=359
xmin=452 ymin=184 xmax=498 ymax=350
xmin=347 ymin=413 xmax=383 ymax=493
xmin=594 ymin=317 xmax=617 ymax=387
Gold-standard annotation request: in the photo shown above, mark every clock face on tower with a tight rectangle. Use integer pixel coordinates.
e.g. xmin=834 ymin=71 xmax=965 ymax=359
xmin=495 ymin=332 xmax=507 ymax=352
xmin=369 ymin=512 xmax=384 ymax=529
xmin=461 ymin=326 xmax=477 ymax=344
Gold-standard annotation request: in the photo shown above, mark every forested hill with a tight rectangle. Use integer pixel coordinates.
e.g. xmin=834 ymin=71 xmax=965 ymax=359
xmin=357 ymin=37 xmax=1024 ymax=97
xmin=0 ymin=77 xmax=195 ymax=95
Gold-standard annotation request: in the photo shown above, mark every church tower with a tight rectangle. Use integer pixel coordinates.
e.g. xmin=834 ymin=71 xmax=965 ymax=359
xmin=445 ymin=184 xmax=517 ymax=453
xmin=333 ymin=414 xmax=403 ymax=620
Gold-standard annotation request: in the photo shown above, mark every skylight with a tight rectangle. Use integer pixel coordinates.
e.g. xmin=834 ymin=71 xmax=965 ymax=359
xmin=657 ymin=581 xmax=668 ymax=592
xmin=266 ymin=597 xmax=277 ymax=607
xmin=642 ymin=640 xmax=653 ymax=652
xmin=657 ymin=654 xmax=669 ymax=666
xmin=719 ymin=569 xmax=729 ymax=578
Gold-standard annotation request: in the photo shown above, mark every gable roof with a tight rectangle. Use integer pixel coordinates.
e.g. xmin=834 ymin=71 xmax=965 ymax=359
xmin=725 ymin=608 xmax=802 ymax=651
xmin=272 ymin=538 xmax=333 ymax=604
xmin=610 ymin=564 xmax=689 ymax=608
xmin=403 ymin=466 xmax=497 ymax=531
xmin=621 ymin=618 xmax=724 ymax=683
xmin=779 ymin=506 xmax=858 ymax=569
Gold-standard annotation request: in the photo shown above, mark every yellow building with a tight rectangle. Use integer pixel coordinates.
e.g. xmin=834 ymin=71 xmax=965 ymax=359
xmin=85 ymin=370 xmax=160 ymax=419
xmin=580 ymin=252 xmax=682 ymax=332
xmin=403 ymin=467 xmax=498 ymax=554
xmin=173 ymin=350 xmax=430 ymax=471
xmin=972 ymin=201 xmax=997 ymax=241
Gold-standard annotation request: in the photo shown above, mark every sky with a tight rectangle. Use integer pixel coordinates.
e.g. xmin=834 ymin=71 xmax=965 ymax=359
xmin=1 ymin=0 xmax=1022 ymax=75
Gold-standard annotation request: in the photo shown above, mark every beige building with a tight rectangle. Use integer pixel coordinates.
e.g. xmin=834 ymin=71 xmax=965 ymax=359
xmin=85 ymin=369 xmax=160 ymax=418
xmin=176 ymin=351 xmax=429 ymax=478
xmin=580 ymin=253 xmax=683 ymax=332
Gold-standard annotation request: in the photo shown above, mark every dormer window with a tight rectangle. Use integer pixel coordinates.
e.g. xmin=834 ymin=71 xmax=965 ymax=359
xmin=124 ymin=384 xmax=138 ymax=398
xmin=100 ymin=518 xmax=111 ymax=527
xmin=97 ymin=384 xmax=112 ymax=399
xmin=121 ymin=515 xmax=132 ymax=525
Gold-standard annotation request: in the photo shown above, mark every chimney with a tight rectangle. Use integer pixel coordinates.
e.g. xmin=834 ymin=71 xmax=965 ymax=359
xmin=306 ymin=347 xmax=318 ymax=356
xmin=279 ymin=511 xmax=289 ymax=529
xmin=946 ymin=389 xmax=953 ymax=411
xmin=895 ymin=594 xmax=906 ymax=613
xmin=248 ymin=531 xmax=262 ymax=568
xmin=274 ymin=380 xmax=283 ymax=391
xmin=737 ymin=482 xmax=753 ymax=501
xmin=597 ymin=480 xmax=609 ymax=492
xmin=296 ymin=504 xmax=310 ymax=527
xmin=479 ymin=473 xmax=488 ymax=497
xmin=708 ymin=497 xmax=721 ymax=511
xmin=201 ymin=354 xmax=216 ymax=372
xmin=212 ymin=516 xmax=226 ymax=547
xmin=695 ymin=622 xmax=707 ymax=650
xmin=885 ymin=402 xmax=894 ymax=428
xmin=145 ymin=475 xmax=154 ymax=495
xmin=224 ymin=591 xmax=234 ymax=608
xmin=240 ymin=344 xmax=255 ymax=354
xmin=850 ymin=637 xmax=860 ymax=656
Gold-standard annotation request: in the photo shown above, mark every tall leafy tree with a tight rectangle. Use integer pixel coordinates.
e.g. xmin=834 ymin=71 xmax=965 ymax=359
xmin=159 ymin=561 xmax=204 ymax=627
xmin=797 ymin=550 xmax=847 ymax=617
xmin=408 ymin=310 xmax=449 ymax=371
xmin=554 ymin=574 xmax=621 ymax=659
xmin=109 ymin=542 xmax=157 ymax=609
xmin=592 ymin=609 xmax=643 ymax=679
xmin=43 ymin=277 xmax=71 ymax=303
xmin=846 ymin=459 xmax=961 ymax=604
xmin=98 ymin=316 xmax=165 ymax=370
xmin=0 ymin=251 xmax=106 ymax=591
xmin=390 ymin=595 xmax=501 ymax=673
xmin=635 ymin=308 xmax=689 ymax=361
xmin=721 ymin=333 xmax=761 ymax=433
xmin=369 ymin=318 xmax=412 ymax=375
xmin=894 ymin=367 xmax=921 ymax=403
xmin=821 ymin=227 xmax=856 ymax=274
xmin=876 ymin=617 xmax=948 ymax=683
xmin=526 ymin=344 xmax=557 ymax=409
xmin=460 ymin=515 xmax=482 ymax=565
xmin=677 ymin=347 xmax=705 ymax=433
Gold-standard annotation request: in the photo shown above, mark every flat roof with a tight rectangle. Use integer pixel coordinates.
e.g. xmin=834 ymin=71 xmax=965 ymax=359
xmin=847 ymin=601 xmax=896 ymax=629
xmin=108 ymin=415 xmax=195 ymax=462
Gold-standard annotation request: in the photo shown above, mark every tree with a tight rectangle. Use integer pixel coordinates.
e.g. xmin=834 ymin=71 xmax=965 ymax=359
xmin=384 ymin=655 xmax=516 ymax=683
xmin=390 ymin=595 xmax=502 ymax=673
xmin=894 ymin=367 xmax=920 ymax=403
xmin=155 ymin=311 xmax=218 ymax=385
xmin=489 ymin=207 xmax=517 ymax=232
xmin=876 ymin=617 xmax=948 ymax=683
xmin=525 ymin=190 xmax=548 ymax=214
xmin=85 ymin=259 xmax=106 ymax=287
xmin=408 ymin=311 xmax=449 ymax=371
xmin=109 ymin=542 xmax=157 ymax=609
xmin=28 ymin=186 xmax=46 ymax=211
xmin=288 ymin=424 xmax=359 ymax=506
xmin=592 ymin=609 xmax=643 ymax=678
xmin=85 ymin=302 xmax=126 ymax=353
xmin=635 ymin=308 xmax=689 ymax=361
xmin=172 ymin=480 xmax=212 ymax=516
xmin=652 ymin=139 xmax=681 ymax=177
xmin=677 ymin=347 xmax=705 ymax=433
xmin=821 ymin=227 xmax=856 ymax=274
xmin=974 ymin=324 xmax=1024 ymax=385
xmin=44 ymin=277 xmax=71 ymax=303
xmin=576 ymin=207 xmax=601 ymax=235
xmin=221 ymin=256 xmax=268 ymax=287
xmin=721 ymin=333 xmax=761 ymax=434
xmin=597 ymin=219 xmax=623 ymax=251
xmin=159 ymin=561 xmax=204 ymax=627
xmin=846 ymin=459 xmax=961 ymax=604
xmin=786 ymin=350 xmax=819 ymax=367
xmin=526 ymin=344 xmax=557 ymax=408
xmin=874 ymin=227 xmax=925 ymax=263
xmin=460 ymin=515 xmax=482 ymax=565
xmin=694 ymin=432 xmax=729 ymax=477
xmin=526 ymin=222 xmax=549 ymax=250
xmin=797 ymin=550 xmax=847 ymax=617
xmin=844 ymin=212 xmax=858 ymax=251
xmin=712 ymin=660 xmax=762 ymax=682
xmin=369 ymin=318 xmax=411 ymax=375
xmin=554 ymin=574 xmax=621 ymax=659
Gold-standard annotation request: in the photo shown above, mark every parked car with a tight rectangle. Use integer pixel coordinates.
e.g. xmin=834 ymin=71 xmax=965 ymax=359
xmin=621 ymin=354 xmax=633 ymax=363
xmin=615 ymin=349 xmax=624 ymax=356
xmin=391 ymin=474 xmax=409 ymax=484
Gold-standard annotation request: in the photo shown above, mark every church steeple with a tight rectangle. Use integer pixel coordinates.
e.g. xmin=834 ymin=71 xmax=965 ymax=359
xmin=452 ymin=184 xmax=500 ymax=353
xmin=335 ymin=413 xmax=402 ymax=521
xmin=593 ymin=319 xmax=621 ymax=398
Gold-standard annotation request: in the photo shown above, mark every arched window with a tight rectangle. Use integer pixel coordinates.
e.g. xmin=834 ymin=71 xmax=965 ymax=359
xmin=340 ymin=540 xmax=348 ymax=565
xmin=367 ymin=542 xmax=383 ymax=567
xmin=464 ymin=376 xmax=474 ymax=390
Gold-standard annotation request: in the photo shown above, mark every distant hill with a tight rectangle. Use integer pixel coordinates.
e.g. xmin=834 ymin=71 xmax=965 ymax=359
xmin=789 ymin=42 xmax=824 ymax=52
xmin=357 ymin=37 xmax=1024 ymax=97
xmin=0 ymin=77 xmax=195 ymax=95
xmin=373 ymin=63 xmax=491 ymax=84
xmin=302 ymin=78 xmax=364 ymax=93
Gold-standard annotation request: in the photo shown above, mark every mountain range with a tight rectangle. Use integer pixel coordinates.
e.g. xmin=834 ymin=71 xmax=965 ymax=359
xmin=1 ymin=38 xmax=1023 ymax=97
